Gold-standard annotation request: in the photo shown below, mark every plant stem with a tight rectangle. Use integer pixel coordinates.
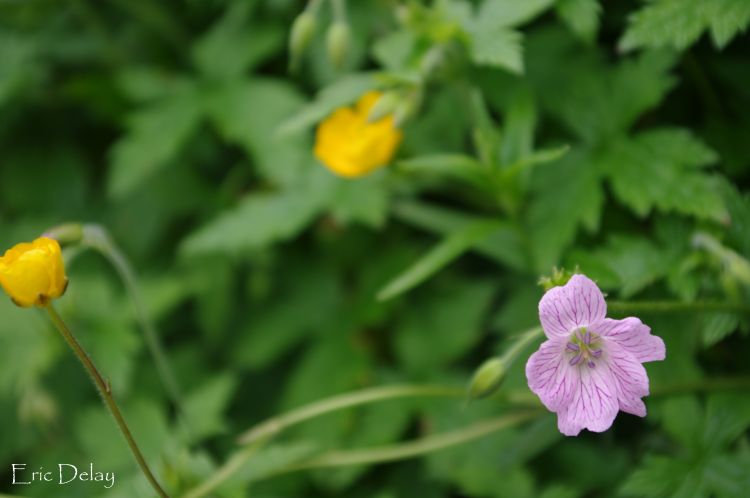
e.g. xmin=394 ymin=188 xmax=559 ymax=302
xmin=608 ymin=300 xmax=750 ymax=315
xmin=45 ymin=305 xmax=170 ymax=498
xmin=501 ymin=326 xmax=543 ymax=362
xmin=83 ymin=225 xmax=185 ymax=419
xmin=238 ymin=384 xmax=463 ymax=445
xmin=280 ymin=410 xmax=540 ymax=472
xmin=181 ymin=443 xmax=263 ymax=498
xmin=331 ymin=0 xmax=347 ymax=22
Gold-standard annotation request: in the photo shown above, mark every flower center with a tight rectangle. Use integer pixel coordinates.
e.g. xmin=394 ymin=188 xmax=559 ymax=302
xmin=566 ymin=327 xmax=602 ymax=369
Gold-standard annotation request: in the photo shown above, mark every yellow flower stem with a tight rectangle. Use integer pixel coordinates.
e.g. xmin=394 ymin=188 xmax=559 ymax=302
xmin=45 ymin=304 xmax=170 ymax=498
xmin=82 ymin=225 xmax=186 ymax=428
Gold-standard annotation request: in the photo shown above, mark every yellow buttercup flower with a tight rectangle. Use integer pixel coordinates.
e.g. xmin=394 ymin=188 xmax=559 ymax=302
xmin=314 ymin=91 xmax=403 ymax=178
xmin=0 ymin=237 xmax=68 ymax=308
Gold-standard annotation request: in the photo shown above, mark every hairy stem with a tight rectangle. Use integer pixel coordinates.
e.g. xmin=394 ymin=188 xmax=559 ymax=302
xmin=45 ymin=305 xmax=170 ymax=498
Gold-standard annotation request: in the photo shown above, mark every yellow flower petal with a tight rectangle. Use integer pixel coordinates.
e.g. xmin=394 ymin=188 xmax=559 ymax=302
xmin=0 ymin=237 xmax=68 ymax=308
xmin=314 ymin=91 xmax=403 ymax=178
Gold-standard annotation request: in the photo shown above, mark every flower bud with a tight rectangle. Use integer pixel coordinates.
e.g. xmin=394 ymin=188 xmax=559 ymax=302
xmin=367 ymin=91 xmax=400 ymax=123
xmin=467 ymin=357 xmax=506 ymax=400
xmin=326 ymin=22 xmax=351 ymax=69
xmin=538 ymin=267 xmax=578 ymax=291
xmin=0 ymin=237 xmax=68 ymax=307
xmin=289 ymin=10 xmax=317 ymax=69
xmin=42 ymin=223 xmax=84 ymax=245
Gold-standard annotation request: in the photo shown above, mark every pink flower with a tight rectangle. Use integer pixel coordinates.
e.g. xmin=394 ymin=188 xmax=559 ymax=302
xmin=526 ymin=274 xmax=666 ymax=436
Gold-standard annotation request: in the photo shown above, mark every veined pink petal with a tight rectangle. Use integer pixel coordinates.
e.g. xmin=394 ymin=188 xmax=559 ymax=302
xmin=593 ymin=317 xmax=666 ymax=363
xmin=539 ymin=274 xmax=607 ymax=338
xmin=556 ymin=361 xmax=619 ymax=436
xmin=526 ymin=337 xmax=577 ymax=411
xmin=605 ymin=340 xmax=650 ymax=417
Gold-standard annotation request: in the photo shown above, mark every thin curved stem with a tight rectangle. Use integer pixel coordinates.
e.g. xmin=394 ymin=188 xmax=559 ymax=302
xmin=608 ymin=300 xmax=750 ymax=315
xmin=281 ymin=410 xmax=540 ymax=472
xmin=237 ymin=384 xmax=464 ymax=445
xmin=83 ymin=225 xmax=186 ymax=423
xmin=181 ymin=443 xmax=263 ymax=498
xmin=45 ymin=305 xmax=170 ymax=498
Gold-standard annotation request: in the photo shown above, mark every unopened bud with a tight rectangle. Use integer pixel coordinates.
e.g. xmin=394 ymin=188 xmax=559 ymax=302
xmin=289 ymin=11 xmax=317 ymax=69
xmin=393 ymin=88 xmax=423 ymax=126
xmin=42 ymin=223 xmax=84 ymax=245
xmin=19 ymin=386 xmax=58 ymax=426
xmin=326 ymin=22 xmax=351 ymax=69
xmin=468 ymin=357 xmax=506 ymax=400
xmin=367 ymin=91 xmax=400 ymax=122
xmin=420 ymin=45 xmax=445 ymax=78
xmin=538 ymin=267 xmax=578 ymax=291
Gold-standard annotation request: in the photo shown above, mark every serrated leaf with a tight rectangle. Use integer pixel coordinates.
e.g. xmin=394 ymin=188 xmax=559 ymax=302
xmin=395 ymin=280 xmax=496 ymax=370
xmin=192 ymin=2 xmax=283 ymax=78
xmin=180 ymin=186 xmax=325 ymax=257
xmin=181 ymin=374 xmax=238 ymax=442
xmin=468 ymin=27 xmax=523 ymax=74
xmin=555 ymin=0 xmax=601 ymax=42
xmin=477 ymin=0 xmax=557 ymax=28
xmin=620 ymin=0 xmax=750 ymax=52
xmin=602 ymin=128 xmax=727 ymax=221
xmin=276 ymin=73 xmax=376 ymax=137
xmin=204 ymin=79 xmax=311 ymax=186
xmin=527 ymin=149 xmax=603 ymax=271
xmin=701 ymin=312 xmax=740 ymax=347
xmin=377 ymin=219 xmax=506 ymax=301
xmin=108 ymin=91 xmax=202 ymax=198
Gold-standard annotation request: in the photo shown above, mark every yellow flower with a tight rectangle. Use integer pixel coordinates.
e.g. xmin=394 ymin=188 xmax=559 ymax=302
xmin=0 ymin=237 xmax=68 ymax=308
xmin=314 ymin=91 xmax=403 ymax=178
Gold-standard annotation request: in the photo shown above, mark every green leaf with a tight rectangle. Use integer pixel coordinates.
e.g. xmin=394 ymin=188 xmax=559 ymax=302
xmin=180 ymin=185 xmax=325 ymax=257
xmin=468 ymin=27 xmax=524 ymax=74
xmin=526 ymin=31 xmax=676 ymax=141
xmin=527 ymin=148 xmax=603 ymax=271
xmin=181 ymin=374 xmax=238 ymax=443
xmin=377 ymin=219 xmax=506 ymax=301
xmin=620 ymin=0 xmax=750 ymax=51
xmin=192 ymin=2 xmax=283 ymax=78
xmin=701 ymin=312 xmax=740 ymax=347
xmin=108 ymin=90 xmax=203 ymax=198
xmin=276 ymin=73 xmax=377 ymax=137
xmin=395 ymin=280 xmax=496 ymax=370
xmin=602 ymin=128 xmax=727 ymax=222
xmin=555 ymin=0 xmax=601 ymax=42
xmin=392 ymin=201 xmax=527 ymax=270
xmin=397 ymin=154 xmax=490 ymax=190
xmin=477 ymin=0 xmax=557 ymax=28
xmin=205 ymin=79 xmax=311 ymax=186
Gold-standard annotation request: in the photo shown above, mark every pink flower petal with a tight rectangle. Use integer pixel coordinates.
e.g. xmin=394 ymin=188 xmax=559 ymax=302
xmin=526 ymin=337 xmax=577 ymax=412
xmin=593 ymin=317 xmax=666 ymax=363
xmin=556 ymin=361 xmax=619 ymax=436
xmin=539 ymin=274 xmax=607 ymax=338
xmin=605 ymin=341 xmax=650 ymax=417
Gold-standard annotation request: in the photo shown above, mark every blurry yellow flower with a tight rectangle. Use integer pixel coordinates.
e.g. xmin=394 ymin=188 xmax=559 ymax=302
xmin=314 ymin=91 xmax=403 ymax=178
xmin=0 ymin=237 xmax=68 ymax=308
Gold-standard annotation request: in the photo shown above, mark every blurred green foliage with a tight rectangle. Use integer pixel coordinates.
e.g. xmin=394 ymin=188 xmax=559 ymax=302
xmin=1 ymin=0 xmax=750 ymax=497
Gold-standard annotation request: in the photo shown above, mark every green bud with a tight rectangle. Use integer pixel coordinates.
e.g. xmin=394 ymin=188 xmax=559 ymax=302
xmin=43 ymin=223 xmax=84 ymax=245
xmin=19 ymin=386 xmax=58 ymax=426
xmin=538 ymin=267 xmax=578 ymax=291
xmin=367 ymin=91 xmax=400 ymax=122
xmin=289 ymin=11 xmax=317 ymax=69
xmin=467 ymin=357 xmax=506 ymax=400
xmin=326 ymin=22 xmax=351 ymax=69
xmin=419 ymin=45 xmax=445 ymax=78
xmin=393 ymin=87 xmax=423 ymax=127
